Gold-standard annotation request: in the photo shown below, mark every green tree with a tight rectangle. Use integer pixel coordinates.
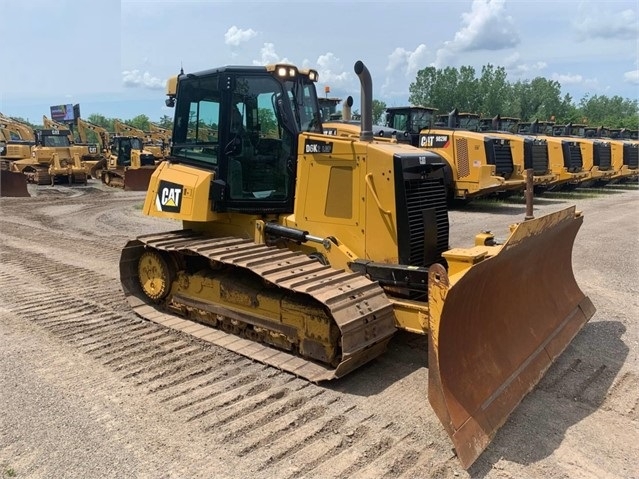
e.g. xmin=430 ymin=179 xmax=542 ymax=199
xmin=87 ymin=114 xmax=114 ymax=131
xmin=372 ymin=99 xmax=387 ymax=124
xmin=157 ymin=115 xmax=174 ymax=129
xmin=477 ymin=64 xmax=509 ymax=116
xmin=126 ymin=114 xmax=150 ymax=131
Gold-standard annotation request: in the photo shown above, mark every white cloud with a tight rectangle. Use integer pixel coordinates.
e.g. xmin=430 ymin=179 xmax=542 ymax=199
xmin=551 ymin=73 xmax=584 ymax=85
xmin=122 ymin=70 xmax=165 ymax=90
xmin=314 ymin=53 xmax=349 ymax=84
xmin=573 ymin=8 xmax=638 ymax=41
xmin=252 ymin=43 xmax=290 ymax=65
xmin=224 ymin=26 xmax=257 ymax=46
xmin=503 ymin=53 xmax=547 ymax=77
xmin=386 ymin=44 xmax=428 ymax=76
xmin=434 ymin=0 xmax=520 ymax=67
xmin=624 ymin=69 xmax=639 ymax=85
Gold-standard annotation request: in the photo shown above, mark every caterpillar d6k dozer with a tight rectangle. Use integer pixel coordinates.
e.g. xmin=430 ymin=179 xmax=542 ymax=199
xmin=101 ymin=136 xmax=157 ymax=191
xmin=119 ymin=61 xmax=595 ymax=468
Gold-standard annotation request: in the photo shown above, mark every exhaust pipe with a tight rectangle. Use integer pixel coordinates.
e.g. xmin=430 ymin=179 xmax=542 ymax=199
xmin=342 ymin=96 xmax=353 ymax=122
xmin=354 ymin=61 xmax=373 ymax=142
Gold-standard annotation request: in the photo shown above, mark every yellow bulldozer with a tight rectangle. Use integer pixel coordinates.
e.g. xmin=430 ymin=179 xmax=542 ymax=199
xmin=0 ymin=117 xmax=32 ymax=197
xmin=43 ymin=115 xmax=103 ymax=179
xmin=114 ymin=119 xmax=167 ymax=160
xmin=75 ymin=117 xmax=112 ymax=178
xmin=10 ymin=128 xmax=87 ymax=185
xmin=100 ymin=135 xmax=157 ymax=190
xmin=119 ymin=61 xmax=594 ymax=468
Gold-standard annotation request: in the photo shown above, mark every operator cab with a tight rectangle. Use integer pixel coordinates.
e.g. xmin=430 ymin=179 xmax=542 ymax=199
xmin=169 ymin=64 xmax=322 ymax=213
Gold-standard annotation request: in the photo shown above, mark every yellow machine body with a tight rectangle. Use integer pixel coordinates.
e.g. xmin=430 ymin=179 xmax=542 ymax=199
xmin=120 ymin=61 xmax=595 ymax=468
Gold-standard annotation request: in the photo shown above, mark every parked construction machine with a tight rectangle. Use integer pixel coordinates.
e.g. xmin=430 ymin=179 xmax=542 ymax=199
xmin=10 ymin=129 xmax=87 ymax=185
xmin=517 ymin=120 xmax=590 ymax=189
xmin=43 ymin=115 xmax=103 ymax=178
xmin=553 ymin=123 xmax=616 ymax=185
xmin=0 ymin=117 xmax=32 ymax=196
xmin=119 ymin=61 xmax=594 ymax=468
xmin=582 ymin=126 xmax=639 ymax=182
xmin=114 ymin=119 xmax=166 ymax=159
xmin=75 ymin=117 xmax=112 ymax=178
xmin=101 ymin=135 xmax=157 ymax=190
xmin=386 ymin=107 xmax=527 ymax=201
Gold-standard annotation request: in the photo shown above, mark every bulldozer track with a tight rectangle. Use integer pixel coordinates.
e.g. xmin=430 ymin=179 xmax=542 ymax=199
xmin=1 ymin=186 xmax=637 ymax=478
xmin=121 ymin=231 xmax=397 ymax=382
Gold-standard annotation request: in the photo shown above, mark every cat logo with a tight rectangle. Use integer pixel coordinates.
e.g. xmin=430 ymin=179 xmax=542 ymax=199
xmin=156 ymin=180 xmax=183 ymax=213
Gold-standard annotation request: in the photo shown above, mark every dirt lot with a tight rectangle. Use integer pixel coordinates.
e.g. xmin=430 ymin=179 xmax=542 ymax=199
xmin=0 ymin=180 xmax=637 ymax=479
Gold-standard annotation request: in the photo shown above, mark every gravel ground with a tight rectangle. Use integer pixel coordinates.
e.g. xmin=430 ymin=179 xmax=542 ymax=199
xmin=0 ymin=179 xmax=637 ymax=479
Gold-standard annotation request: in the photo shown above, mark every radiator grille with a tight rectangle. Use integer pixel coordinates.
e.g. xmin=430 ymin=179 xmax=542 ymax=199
xmin=527 ymin=143 xmax=549 ymax=175
xmin=623 ymin=144 xmax=638 ymax=168
xmin=593 ymin=143 xmax=612 ymax=170
xmin=492 ymin=141 xmax=514 ymax=179
xmin=564 ymin=143 xmax=583 ymax=172
xmin=404 ymin=177 xmax=449 ymax=266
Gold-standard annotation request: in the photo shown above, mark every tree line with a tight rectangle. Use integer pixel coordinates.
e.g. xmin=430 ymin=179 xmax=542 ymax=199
xmin=402 ymin=64 xmax=638 ymax=128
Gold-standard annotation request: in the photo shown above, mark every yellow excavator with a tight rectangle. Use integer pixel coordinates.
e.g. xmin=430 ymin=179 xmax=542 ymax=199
xmin=119 ymin=61 xmax=594 ymax=468
xmin=75 ymin=117 xmax=112 ymax=178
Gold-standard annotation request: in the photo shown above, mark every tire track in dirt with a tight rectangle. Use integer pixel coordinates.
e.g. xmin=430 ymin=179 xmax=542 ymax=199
xmin=0 ymin=197 xmax=455 ymax=478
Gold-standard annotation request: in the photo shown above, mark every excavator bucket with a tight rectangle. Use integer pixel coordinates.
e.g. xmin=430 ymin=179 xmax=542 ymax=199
xmin=427 ymin=206 xmax=595 ymax=468
xmin=123 ymin=168 xmax=155 ymax=191
xmin=0 ymin=170 xmax=30 ymax=197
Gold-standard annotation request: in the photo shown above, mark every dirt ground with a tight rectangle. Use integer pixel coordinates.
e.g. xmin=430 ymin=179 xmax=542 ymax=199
xmin=0 ymin=180 xmax=637 ymax=479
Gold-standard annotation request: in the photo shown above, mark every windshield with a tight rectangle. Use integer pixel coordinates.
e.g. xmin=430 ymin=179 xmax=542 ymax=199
xmin=43 ymin=135 xmax=70 ymax=147
xmin=283 ymin=78 xmax=322 ymax=133
xmin=459 ymin=115 xmax=480 ymax=131
xmin=172 ymin=75 xmax=221 ymax=166
xmin=410 ymin=109 xmax=435 ymax=132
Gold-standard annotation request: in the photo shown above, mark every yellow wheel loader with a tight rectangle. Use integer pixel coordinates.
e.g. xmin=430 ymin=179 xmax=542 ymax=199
xmin=584 ymin=126 xmax=639 ymax=182
xmin=517 ymin=120 xmax=591 ymax=190
xmin=119 ymin=61 xmax=594 ymax=468
xmin=101 ymin=136 xmax=157 ymax=190
xmin=553 ymin=123 xmax=616 ymax=186
xmin=478 ymin=115 xmax=557 ymax=190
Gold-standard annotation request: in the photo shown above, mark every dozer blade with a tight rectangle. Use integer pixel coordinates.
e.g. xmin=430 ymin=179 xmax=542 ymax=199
xmin=0 ymin=170 xmax=30 ymax=197
xmin=427 ymin=206 xmax=595 ymax=469
xmin=123 ymin=168 xmax=155 ymax=191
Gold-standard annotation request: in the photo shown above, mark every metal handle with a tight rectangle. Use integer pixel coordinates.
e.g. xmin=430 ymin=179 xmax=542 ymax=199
xmin=365 ymin=173 xmax=391 ymax=215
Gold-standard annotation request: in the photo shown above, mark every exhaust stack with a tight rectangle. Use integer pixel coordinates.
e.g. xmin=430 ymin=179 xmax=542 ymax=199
xmin=354 ymin=61 xmax=373 ymax=142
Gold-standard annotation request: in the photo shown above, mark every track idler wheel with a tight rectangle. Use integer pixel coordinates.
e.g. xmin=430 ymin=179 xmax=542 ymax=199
xmin=137 ymin=250 xmax=176 ymax=301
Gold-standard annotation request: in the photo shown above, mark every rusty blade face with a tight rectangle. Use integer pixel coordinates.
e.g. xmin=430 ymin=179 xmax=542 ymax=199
xmin=0 ymin=170 xmax=30 ymax=197
xmin=428 ymin=206 xmax=595 ymax=469
xmin=124 ymin=168 xmax=155 ymax=191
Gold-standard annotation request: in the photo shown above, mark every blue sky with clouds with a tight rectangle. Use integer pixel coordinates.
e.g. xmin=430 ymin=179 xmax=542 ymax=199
xmin=1 ymin=0 xmax=637 ymax=124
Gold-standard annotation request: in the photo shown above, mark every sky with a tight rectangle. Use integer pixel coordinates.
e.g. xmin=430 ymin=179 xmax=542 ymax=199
xmin=1 ymin=0 xmax=637 ymax=124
